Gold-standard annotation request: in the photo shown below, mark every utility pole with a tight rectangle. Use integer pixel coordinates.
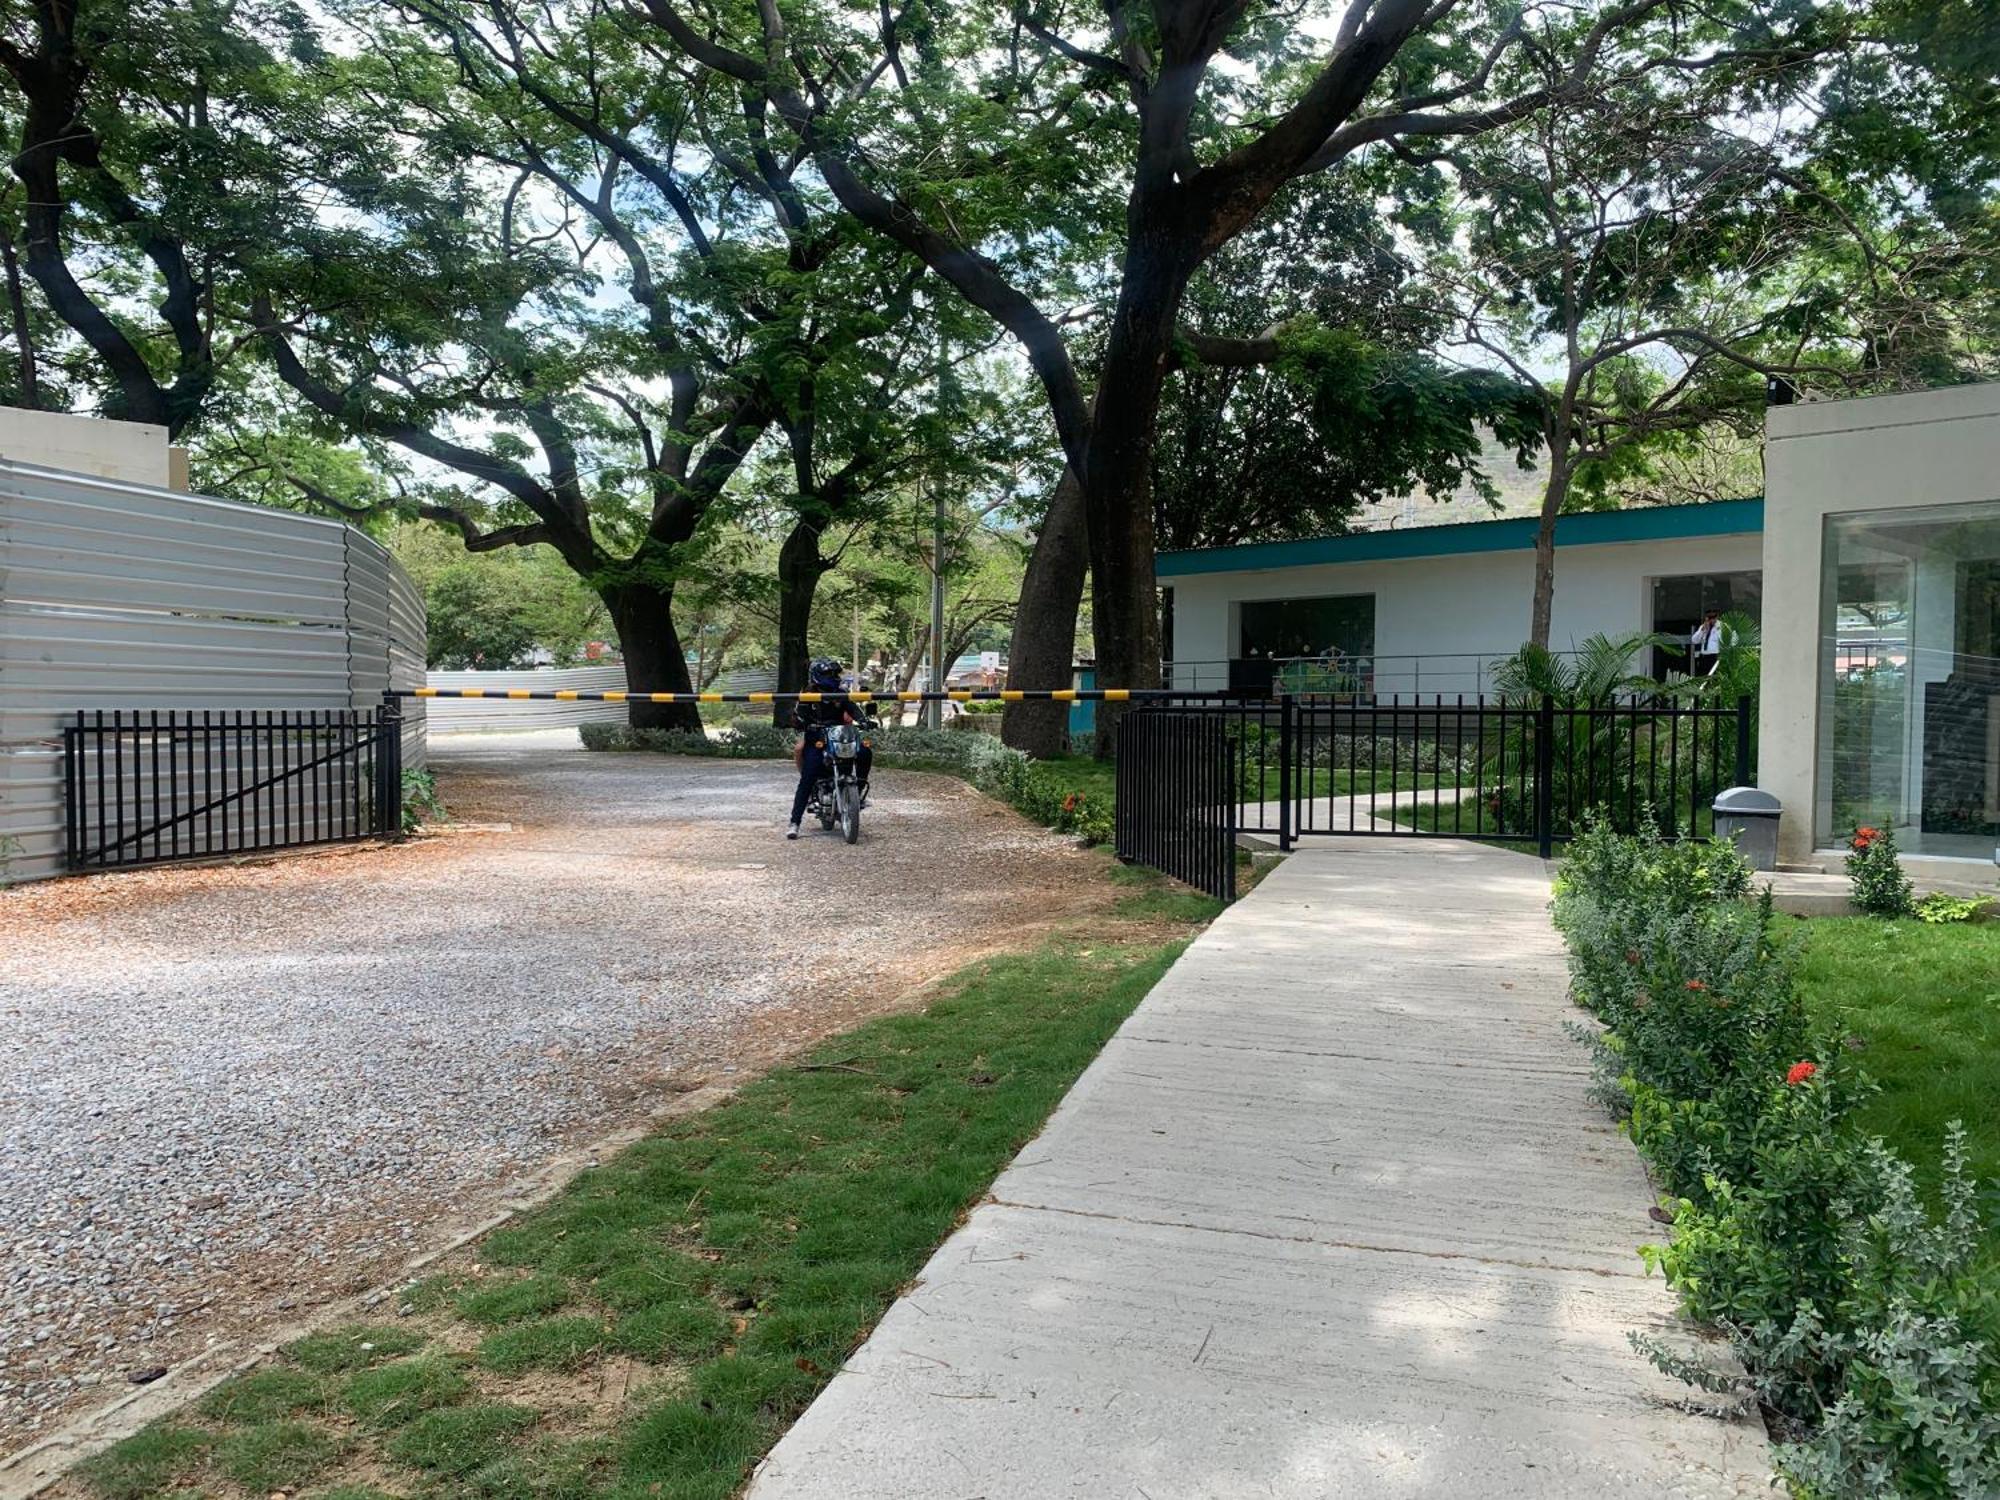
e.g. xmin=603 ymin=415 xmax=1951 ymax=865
xmin=926 ymin=320 xmax=948 ymax=732
xmin=928 ymin=478 xmax=945 ymax=730
xmin=852 ymin=604 xmax=863 ymax=693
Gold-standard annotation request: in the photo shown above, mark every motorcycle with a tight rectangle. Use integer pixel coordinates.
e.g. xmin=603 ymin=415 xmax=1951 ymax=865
xmin=807 ymin=719 xmax=874 ymax=844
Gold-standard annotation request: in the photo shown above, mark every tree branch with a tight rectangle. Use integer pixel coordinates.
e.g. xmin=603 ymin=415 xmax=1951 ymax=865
xmin=417 ymin=502 xmax=555 ymax=553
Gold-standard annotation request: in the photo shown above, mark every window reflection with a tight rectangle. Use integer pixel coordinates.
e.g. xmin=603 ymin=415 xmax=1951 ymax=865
xmin=1820 ymin=502 xmax=2000 ymax=858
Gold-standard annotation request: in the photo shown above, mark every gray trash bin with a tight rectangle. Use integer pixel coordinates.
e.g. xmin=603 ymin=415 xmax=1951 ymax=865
xmin=1713 ymin=786 xmax=1781 ymax=871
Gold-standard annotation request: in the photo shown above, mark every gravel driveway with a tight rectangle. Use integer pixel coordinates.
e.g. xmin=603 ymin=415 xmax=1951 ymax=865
xmin=0 ymin=731 xmax=1107 ymax=1455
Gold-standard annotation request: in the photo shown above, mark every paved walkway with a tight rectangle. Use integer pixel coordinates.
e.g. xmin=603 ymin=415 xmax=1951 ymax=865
xmin=1249 ymin=783 xmax=1473 ymax=834
xmin=747 ymin=839 xmax=1767 ymax=1499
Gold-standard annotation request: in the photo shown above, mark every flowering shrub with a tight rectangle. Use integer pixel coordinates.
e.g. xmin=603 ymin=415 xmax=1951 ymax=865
xmin=1846 ymin=824 xmax=1915 ymax=917
xmin=1554 ymin=820 xmax=1997 ymax=1496
xmin=1640 ymin=1127 xmax=2000 ymax=1498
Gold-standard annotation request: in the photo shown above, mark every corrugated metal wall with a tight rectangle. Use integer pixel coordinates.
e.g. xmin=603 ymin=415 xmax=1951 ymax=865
xmin=0 ymin=459 xmax=426 ymax=883
xmin=421 ymin=665 xmax=783 ymax=731
xmin=424 ymin=664 xmax=631 ymax=731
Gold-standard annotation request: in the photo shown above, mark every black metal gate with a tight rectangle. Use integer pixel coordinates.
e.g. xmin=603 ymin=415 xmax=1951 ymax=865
xmin=1241 ymin=694 xmax=1751 ymax=855
xmin=1116 ymin=694 xmax=1751 ymax=870
xmin=63 ymin=705 xmax=404 ymax=871
xmin=1114 ymin=707 xmax=1237 ymax=901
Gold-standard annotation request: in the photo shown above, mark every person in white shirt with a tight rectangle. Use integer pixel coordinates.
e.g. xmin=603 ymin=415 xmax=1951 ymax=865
xmin=1690 ymin=609 xmax=1728 ymax=675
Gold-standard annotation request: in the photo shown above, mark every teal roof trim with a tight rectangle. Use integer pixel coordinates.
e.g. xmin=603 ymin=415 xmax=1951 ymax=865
xmin=1156 ymin=497 xmax=1765 ymax=578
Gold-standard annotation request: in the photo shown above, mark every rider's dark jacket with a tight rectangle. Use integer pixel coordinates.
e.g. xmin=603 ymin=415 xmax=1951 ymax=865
xmin=790 ymin=695 xmax=870 ymax=735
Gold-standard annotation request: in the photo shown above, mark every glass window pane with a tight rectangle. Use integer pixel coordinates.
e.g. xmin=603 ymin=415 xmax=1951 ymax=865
xmin=1819 ymin=500 xmax=2000 ymax=858
xmin=1649 ymin=570 xmax=1762 ymax=678
xmin=1238 ymin=595 xmax=1375 ymax=660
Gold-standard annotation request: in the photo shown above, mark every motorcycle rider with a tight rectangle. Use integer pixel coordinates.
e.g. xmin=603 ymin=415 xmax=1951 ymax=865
xmin=787 ymin=657 xmax=875 ymax=839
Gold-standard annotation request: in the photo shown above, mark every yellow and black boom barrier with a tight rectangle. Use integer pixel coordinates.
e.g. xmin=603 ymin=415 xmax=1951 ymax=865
xmin=398 ymin=687 xmax=1202 ymax=705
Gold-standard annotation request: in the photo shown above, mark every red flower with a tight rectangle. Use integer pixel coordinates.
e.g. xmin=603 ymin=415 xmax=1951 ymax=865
xmin=1062 ymin=793 xmax=1082 ymax=813
xmin=1786 ymin=1061 xmax=1818 ymax=1086
xmin=1851 ymin=826 xmax=1879 ymax=850
xmin=1684 ymin=979 xmax=1708 ymax=992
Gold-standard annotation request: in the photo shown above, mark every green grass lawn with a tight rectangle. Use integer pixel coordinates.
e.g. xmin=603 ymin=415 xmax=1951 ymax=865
xmin=72 ymin=872 xmax=1211 ymax=1500
xmin=1791 ymin=914 xmax=2000 ymax=1238
xmin=1040 ymin=754 xmax=1118 ymax=807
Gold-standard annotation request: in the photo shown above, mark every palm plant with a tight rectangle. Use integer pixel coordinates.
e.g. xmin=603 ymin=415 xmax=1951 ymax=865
xmin=1660 ymin=610 xmax=1762 ymax=706
xmin=1484 ymin=631 xmax=1734 ymax=839
xmin=1488 ymin=630 xmax=1666 ymax=706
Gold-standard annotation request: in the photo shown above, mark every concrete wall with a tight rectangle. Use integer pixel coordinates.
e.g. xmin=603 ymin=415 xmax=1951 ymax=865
xmin=1760 ymin=383 xmax=2000 ymax=864
xmin=0 ymin=408 xmax=174 ymax=488
xmin=1166 ymin=531 xmax=1762 ymax=696
xmin=1 ymin=459 xmax=426 ymax=882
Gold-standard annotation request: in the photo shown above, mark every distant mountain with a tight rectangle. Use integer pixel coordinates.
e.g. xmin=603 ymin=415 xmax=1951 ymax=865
xmin=1347 ymin=433 xmax=1546 ymax=532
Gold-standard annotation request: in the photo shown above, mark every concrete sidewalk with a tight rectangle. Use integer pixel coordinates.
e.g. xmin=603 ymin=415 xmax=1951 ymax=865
xmin=748 ymin=840 xmax=1767 ymax=1499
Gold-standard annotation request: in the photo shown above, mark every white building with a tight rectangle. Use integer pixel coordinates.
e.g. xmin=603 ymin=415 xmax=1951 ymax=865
xmin=1759 ymin=383 xmax=2000 ymax=868
xmin=1161 ymin=498 xmax=1764 ymax=697
xmin=1161 ymin=381 xmax=2000 ymax=874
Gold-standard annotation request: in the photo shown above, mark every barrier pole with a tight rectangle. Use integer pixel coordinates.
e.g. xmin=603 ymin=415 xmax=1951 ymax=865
xmin=395 ymin=687 xmax=1199 ymax=705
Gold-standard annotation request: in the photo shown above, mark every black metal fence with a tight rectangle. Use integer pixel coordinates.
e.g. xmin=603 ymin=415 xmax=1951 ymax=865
xmin=1114 ymin=707 xmax=1237 ymax=902
xmin=1123 ymin=693 xmax=1752 ymax=861
xmin=63 ymin=705 xmax=403 ymax=871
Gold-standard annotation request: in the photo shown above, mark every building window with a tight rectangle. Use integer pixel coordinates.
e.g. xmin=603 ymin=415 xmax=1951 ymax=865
xmin=1238 ymin=594 xmax=1375 ymax=663
xmin=1819 ymin=500 xmax=2000 ymax=858
xmin=1650 ymin=570 xmax=1762 ymax=677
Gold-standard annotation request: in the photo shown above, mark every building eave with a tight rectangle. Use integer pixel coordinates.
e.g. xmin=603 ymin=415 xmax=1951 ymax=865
xmin=1155 ymin=497 xmax=1765 ymax=579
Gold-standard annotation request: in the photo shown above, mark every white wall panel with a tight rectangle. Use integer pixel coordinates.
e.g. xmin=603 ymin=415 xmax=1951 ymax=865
xmin=423 ymin=665 xmax=631 ymax=731
xmin=1168 ymin=532 xmax=1763 ymax=695
xmin=0 ymin=459 xmax=427 ymax=883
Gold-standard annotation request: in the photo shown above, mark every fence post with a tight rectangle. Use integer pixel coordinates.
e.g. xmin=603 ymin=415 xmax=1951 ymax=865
xmin=378 ymin=691 xmax=405 ymax=840
xmin=1221 ymin=714 xmax=1238 ymax=902
xmin=1733 ymin=696 xmax=1752 ymax=787
xmin=62 ymin=713 xmax=81 ymax=871
xmin=1278 ymin=693 xmax=1294 ymax=853
xmin=1534 ymin=695 xmax=1556 ymax=861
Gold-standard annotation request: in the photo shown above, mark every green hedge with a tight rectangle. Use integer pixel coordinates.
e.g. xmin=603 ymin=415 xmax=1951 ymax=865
xmin=1552 ymin=820 xmax=1998 ymax=1497
xmin=578 ymin=722 xmax=1115 ymax=845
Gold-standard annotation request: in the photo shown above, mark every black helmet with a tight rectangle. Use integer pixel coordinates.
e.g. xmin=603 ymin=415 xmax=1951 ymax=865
xmin=808 ymin=657 xmax=842 ymax=690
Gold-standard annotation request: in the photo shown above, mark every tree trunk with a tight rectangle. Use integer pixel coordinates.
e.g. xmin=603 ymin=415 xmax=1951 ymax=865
xmin=1073 ymin=231 xmax=1194 ymax=756
xmin=1003 ymin=468 xmax=1088 ymax=759
xmin=603 ymin=579 xmax=702 ymax=732
xmin=890 ymin=627 xmax=930 ymax=726
xmin=1529 ymin=448 xmax=1574 ymax=651
xmin=2 ymin=234 xmax=38 ymax=407
xmin=771 ymin=517 xmax=831 ymax=724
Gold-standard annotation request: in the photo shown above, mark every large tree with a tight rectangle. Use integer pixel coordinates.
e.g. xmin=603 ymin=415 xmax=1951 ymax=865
xmin=761 ymin=311 xmax=1048 ymax=715
xmin=641 ymin=0 xmax=1841 ymax=729
xmin=1153 ymin=170 xmax=1541 ymax=552
xmin=1440 ymin=81 xmax=1839 ymax=647
xmin=0 ymin=0 xmax=318 ymax=435
xmin=1437 ymin=14 xmax=1997 ymax=648
xmin=243 ymin=0 xmax=927 ymax=728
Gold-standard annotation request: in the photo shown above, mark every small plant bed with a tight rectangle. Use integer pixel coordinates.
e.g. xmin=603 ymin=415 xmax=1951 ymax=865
xmin=64 ymin=891 xmax=1207 ymax=1500
xmin=1552 ymin=822 xmax=2000 ymax=1497
xmin=1791 ymin=913 xmax=2000 ymax=1249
